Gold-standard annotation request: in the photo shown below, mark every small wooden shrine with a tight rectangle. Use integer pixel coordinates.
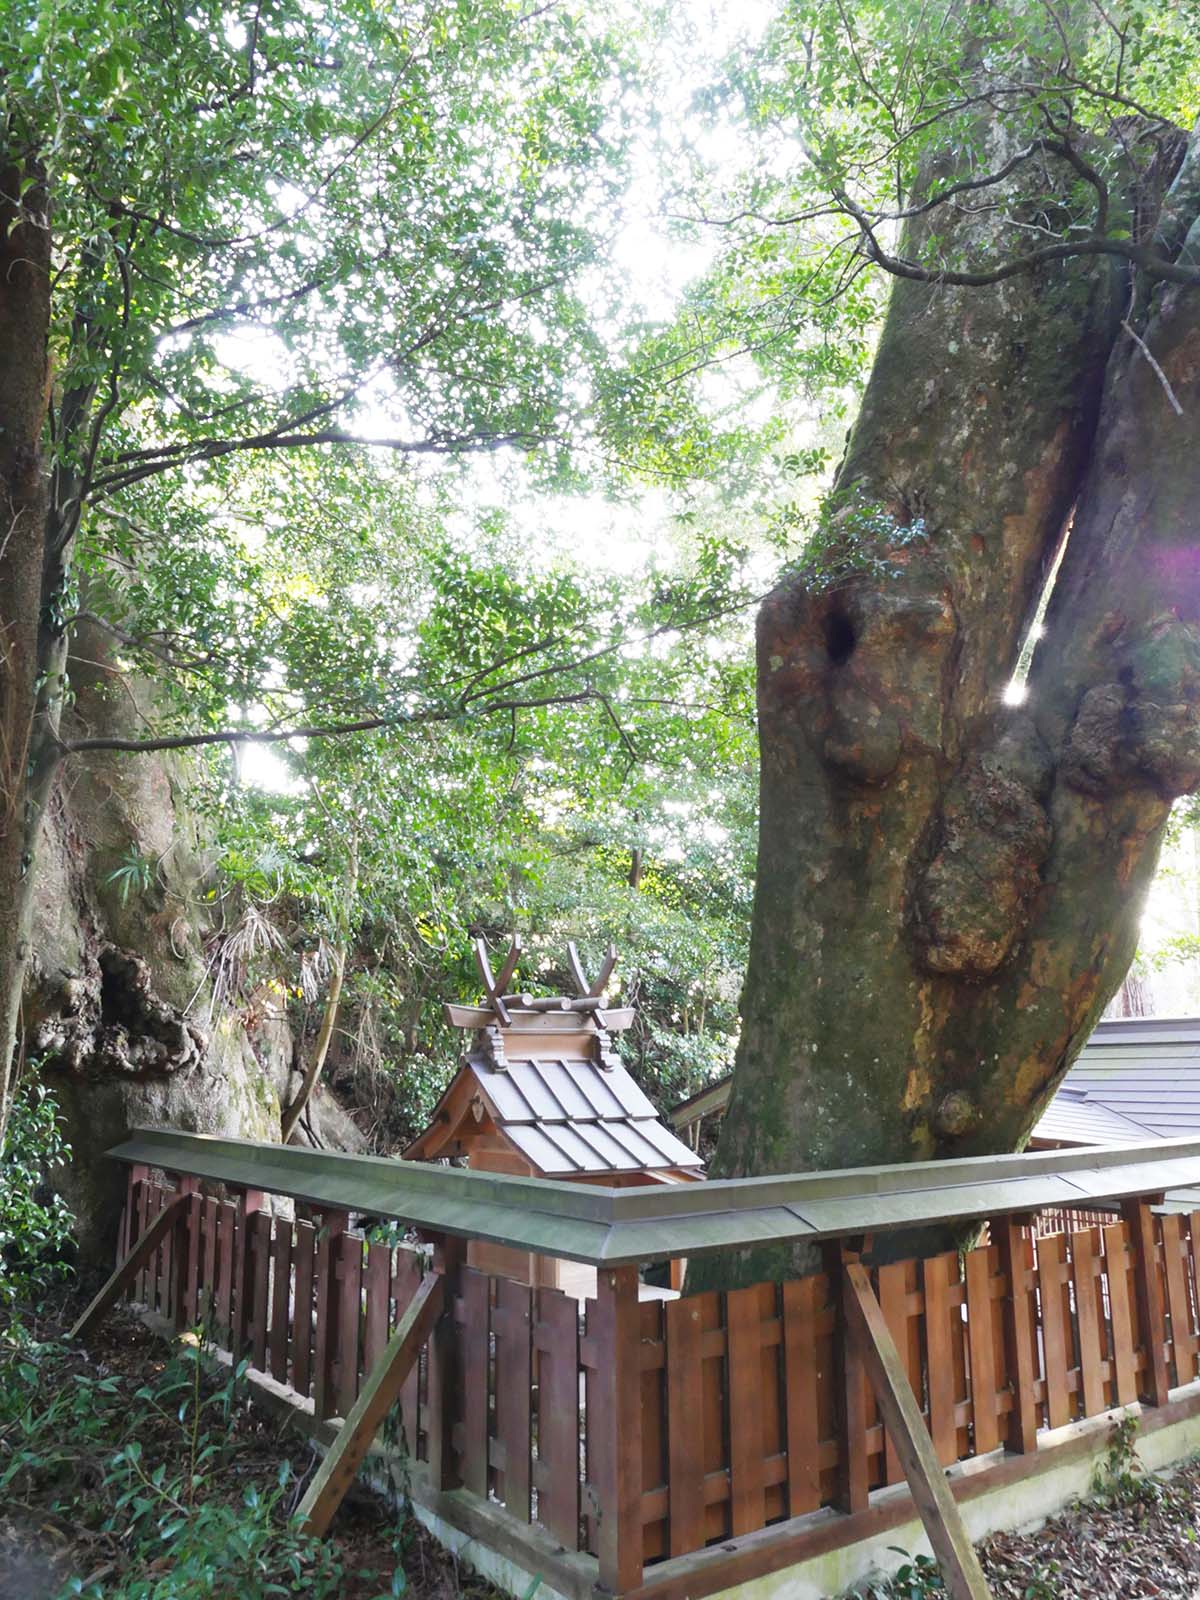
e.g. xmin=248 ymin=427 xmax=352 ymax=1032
xmin=405 ymin=936 xmax=702 ymax=1292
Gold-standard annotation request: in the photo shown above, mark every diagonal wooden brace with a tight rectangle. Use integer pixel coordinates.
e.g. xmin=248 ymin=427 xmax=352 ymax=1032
xmin=69 ymin=1192 xmax=187 ymax=1342
xmin=842 ymin=1257 xmax=993 ymax=1600
xmin=298 ymin=1269 xmax=445 ymax=1537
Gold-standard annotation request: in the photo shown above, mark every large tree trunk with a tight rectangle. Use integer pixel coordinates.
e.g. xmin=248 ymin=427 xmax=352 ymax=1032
xmin=0 ymin=156 xmax=53 ymax=1145
xmin=701 ymin=122 xmax=1200 ymax=1285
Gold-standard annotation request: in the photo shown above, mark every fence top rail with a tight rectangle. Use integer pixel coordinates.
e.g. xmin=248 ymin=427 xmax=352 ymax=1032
xmin=108 ymin=1127 xmax=1200 ymax=1265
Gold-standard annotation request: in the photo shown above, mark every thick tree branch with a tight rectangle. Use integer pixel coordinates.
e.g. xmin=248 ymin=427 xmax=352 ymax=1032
xmin=54 ymin=688 xmax=634 ymax=760
xmin=841 ymin=196 xmax=1200 ymax=288
xmin=91 ymin=426 xmax=552 ymax=498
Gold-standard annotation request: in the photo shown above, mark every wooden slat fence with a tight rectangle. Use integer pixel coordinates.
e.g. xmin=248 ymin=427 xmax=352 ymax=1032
xmin=119 ymin=1173 xmax=593 ymax=1552
xmin=118 ymin=1169 xmax=1200 ymax=1580
xmin=1035 ymin=1206 xmax=1122 ymax=1236
xmin=635 ymin=1218 xmax=1194 ymax=1564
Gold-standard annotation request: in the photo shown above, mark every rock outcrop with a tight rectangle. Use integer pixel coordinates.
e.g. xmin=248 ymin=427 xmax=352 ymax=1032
xmin=24 ymin=628 xmax=364 ymax=1264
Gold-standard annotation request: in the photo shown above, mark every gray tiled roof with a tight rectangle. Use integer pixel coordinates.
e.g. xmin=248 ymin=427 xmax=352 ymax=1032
xmin=668 ymin=1015 xmax=1200 ymax=1154
xmin=1031 ymin=1087 xmax=1153 ymax=1146
xmin=1049 ymin=1017 xmax=1200 ymax=1140
xmin=472 ymin=1051 xmax=701 ymax=1176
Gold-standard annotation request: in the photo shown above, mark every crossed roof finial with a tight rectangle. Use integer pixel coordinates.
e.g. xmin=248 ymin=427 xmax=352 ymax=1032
xmin=472 ymin=934 xmax=617 ymax=1026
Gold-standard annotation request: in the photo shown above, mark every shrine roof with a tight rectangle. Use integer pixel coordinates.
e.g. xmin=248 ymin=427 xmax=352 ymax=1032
xmin=403 ymin=935 xmax=703 ymax=1178
xmin=404 ymin=1028 xmax=702 ymax=1176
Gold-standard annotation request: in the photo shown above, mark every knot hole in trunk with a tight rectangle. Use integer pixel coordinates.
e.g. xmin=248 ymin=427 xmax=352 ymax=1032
xmin=823 ymin=608 xmax=857 ymax=666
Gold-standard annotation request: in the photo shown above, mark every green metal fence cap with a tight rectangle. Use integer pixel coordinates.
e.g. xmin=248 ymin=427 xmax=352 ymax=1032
xmin=107 ymin=1127 xmax=1200 ymax=1265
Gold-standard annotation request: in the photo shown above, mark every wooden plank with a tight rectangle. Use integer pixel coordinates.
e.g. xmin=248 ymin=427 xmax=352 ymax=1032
xmin=782 ymin=1277 xmax=822 ymax=1518
xmin=151 ymin=1183 xmax=170 ymax=1309
xmin=298 ymin=1271 xmax=444 ymax=1537
xmin=1162 ymin=1213 xmax=1196 ymax=1387
xmin=175 ymin=1183 xmax=202 ymax=1331
xmin=335 ymin=1231 xmax=364 ymax=1418
xmin=363 ymin=1240 xmax=391 ymax=1376
xmin=459 ymin=1268 xmax=491 ymax=1498
xmin=131 ymin=1179 xmax=150 ymax=1303
xmin=833 ymin=1248 xmax=869 ymax=1514
xmin=269 ymin=1218 xmax=293 ymax=1385
xmin=312 ymin=1211 xmax=348 ymax=1420
xmin=1188 ymin=1211 xmax=1200 ymax=1364
xmin=1036 ymin=1232 xmax=1072 ymax=1429
xmin=537 ymin=1286 xmax=581 ymax=1549
xmin=590 ymin=1265 xmax=643 ymax=1594
xmin=987 ymin=1243 xmax=1008 ymax=1446
xmin=118 ymin=1168 xmax=138 ymax=1266
xmin=757 ymin=1282 xmax=786 ymax=1526
xmin=997 ymin=1218 xmax=1037 ymax=1452
xmin=199 ymin=1195 xmax=219 ymax=1327
xmin=843 ymin=1260 xmax=992 ymax=1600
xmin=69 ymin=1194 xmax=187 ymax=1341
xmin=215 ymin=1199 xmax=236 ymax=1344
xmin=964 ymin=1246 xmax=1000 ymax=1455
xmin=1071 ymin=1229 xmax=1105 ymax=1419
xmin=640 ymin=1297 xmax=668 ymax=1563
xmin=155 ymin=1183 xmax=173 ymax=1320
xmin=425 ymin=1233 xmax=467 ymax=1489
xmin=136 ymin=1182 xmax=158 ymax=1309
xmin=231 ymin=1189 xmax=265 ymax=1358
xmin=923 ymin=1254 xmax=958 ymax=1464
xmin=249 ymin=1211 xmax=272 ymax=1373
xmin=950 ymin=1261 xmax=970 ymax=1462
xmin=494 ymin=1276 xmax=532 ymax=1521
xmin=1188 ymin=1212 xmax=1200 ymax=1311
xmin=114 ymin=1172 xmax=130 ymax=1288
xmin=698 ymin=1291 xmax=727 ymax=1543
xmin=726 ymin=1284 xmax=765 ymax=1536
xmin=665 ymin=1293 xmax=705 ymax=1555
xmin=1122 ymin=1198 xmax=1170 ymax=1406
xmin=291 ymin=1219 xmax=316 ymax=1397
xmin=393 ymin=1245 xmax=425 ymax=1458
xmin=1103 ymin=1221 xmax=1138 ymax=1407
xmin=877 ymin=1262 xmax=912 ymax=1482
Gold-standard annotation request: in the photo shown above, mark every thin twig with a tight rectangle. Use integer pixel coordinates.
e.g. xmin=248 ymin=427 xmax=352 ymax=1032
xmin=1122 ymin=319 xmax=1185 ymax=416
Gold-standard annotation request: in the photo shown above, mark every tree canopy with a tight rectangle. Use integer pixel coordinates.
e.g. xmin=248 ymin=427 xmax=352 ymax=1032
xmin=4 ymin=0 xmax=1200 ymax=1181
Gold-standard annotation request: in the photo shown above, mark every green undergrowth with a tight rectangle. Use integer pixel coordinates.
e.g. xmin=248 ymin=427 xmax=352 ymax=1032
xmin=0 ymin=1086 xmax=503 ymax=1599
xmin=0 ymin=1083 xmax=76 ymax=1310
xmin=0 ymin=1324 xmax=411 ymax=1600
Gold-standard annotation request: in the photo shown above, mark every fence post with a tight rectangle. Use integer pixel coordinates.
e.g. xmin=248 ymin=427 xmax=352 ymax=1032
xmin=592 ymin=1263 xmax=642 ymax=1595
xmin=830 ymin=1244 xmax=869 ymax=1512
xmin=997 ymin=1215 xmax=1037 ymax=1453
xmin=426 ymin=1232 xmax=467 ymax=1490
xmin=334 ymin=1228 xmax=364 ymax=1416
xmin=1122 ymin=1196 xmax=1170 ymax=1406
xmin=229 ymin=1188 xmax=265 ymax=1358
xmin=120 ymin=1164 xmax=149 ymax=1265
xmin=174 ymin=1176 xmax=202 ymax=1331
xmin=312 ymin=1209 xmax=349 ymax=1420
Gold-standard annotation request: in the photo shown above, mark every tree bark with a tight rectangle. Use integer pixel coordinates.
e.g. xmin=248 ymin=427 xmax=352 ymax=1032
xmin=699 ymin=120 xmax=1200 ymax=1285
xmin=0 ymin=156 xmax=53 ymax=1145
xmin=280 ymin=833 xmax=359 ymax=1144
